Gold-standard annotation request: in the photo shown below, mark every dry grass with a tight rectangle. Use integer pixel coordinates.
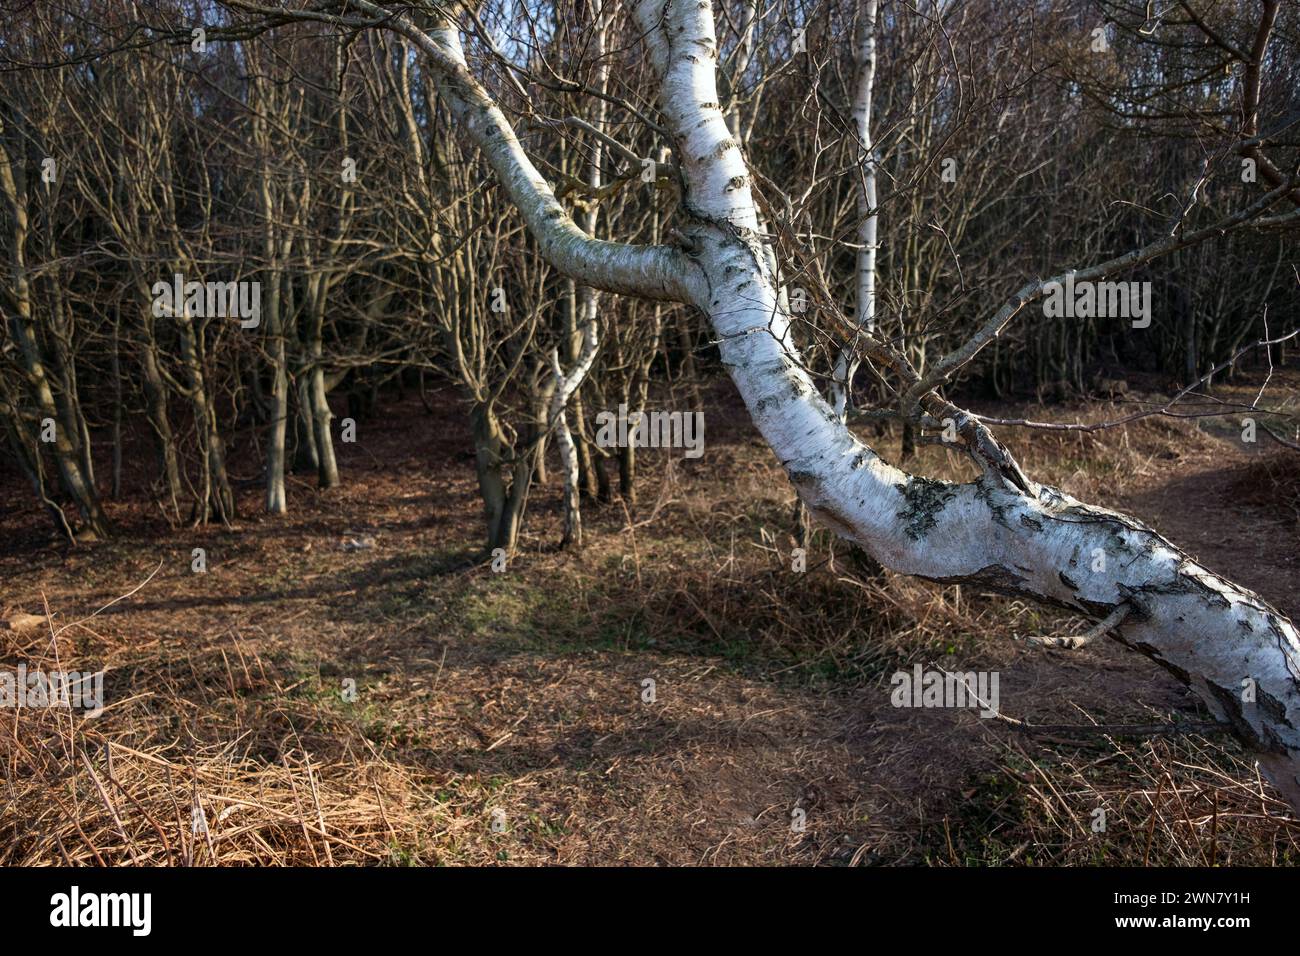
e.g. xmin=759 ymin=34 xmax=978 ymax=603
xmin=2 ymin=374 xmax=1299 ymax=865
xmin=2 ymin=611 xmax=461 ymax=866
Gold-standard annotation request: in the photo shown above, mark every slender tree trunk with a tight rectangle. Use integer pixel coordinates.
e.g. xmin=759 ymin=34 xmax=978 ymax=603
xmin=177 ymin=311 xmax=234 ymax=524
xmin=110 ymin=303 xmax=123 ymax=499
xmin=310 ymin=362 xmax=338 ymax=490
xmin=294 ymin=374 xmax=319 ymax=473
xmin=304 ymin=277 xmax=339 ymax=490
xmin=832 ymin=0 xmax=879 ymax=420
xmin=265 ymin=275 xmax=289 ymax=513
xmin=139 ymin=316 xmax=182 ymax=520
xmin=473 ymin=402 xmax=511 ymax=550
xmin=1 ymin=401 xmax=73 ymax=540
xmin=547 ymin=0 xmax=609 ymax=545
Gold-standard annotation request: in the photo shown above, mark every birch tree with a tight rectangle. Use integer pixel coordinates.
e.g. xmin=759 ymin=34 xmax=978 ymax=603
xmin=831 ymin=0 xmax=878 ymax=422
xmin=203 ymin=0 xmax=1300 ymax=811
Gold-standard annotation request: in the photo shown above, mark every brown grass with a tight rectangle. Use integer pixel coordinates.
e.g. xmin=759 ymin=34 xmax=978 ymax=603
xmin=2 ymin=373 xmax=1299 ymax=865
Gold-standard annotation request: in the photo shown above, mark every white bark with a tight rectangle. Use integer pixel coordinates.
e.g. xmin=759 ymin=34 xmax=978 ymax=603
xmin=343 ymin=0 xmax=692 ymax=303
xmin=832 ymin=0 xmax=879 ymax=421
xmin=549 ymin=319 xmax=598 ymax=546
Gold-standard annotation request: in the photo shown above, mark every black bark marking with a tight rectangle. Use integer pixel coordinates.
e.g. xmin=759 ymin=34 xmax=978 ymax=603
xmin=926 ymin=564 xmax=1031 ymax=597
xmin=895 ymin=477 xmax=957 ymax=541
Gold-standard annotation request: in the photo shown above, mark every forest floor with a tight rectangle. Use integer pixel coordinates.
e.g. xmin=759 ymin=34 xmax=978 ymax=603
xmin=2 ymin=367 xmax=1299 ymax=866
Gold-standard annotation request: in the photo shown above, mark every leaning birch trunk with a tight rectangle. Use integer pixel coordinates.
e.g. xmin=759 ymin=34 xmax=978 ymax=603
xmin=832 ymin=0 xmax=879 ymax=421
xmin=632 ymin=0 xmax=1300 ymax=809
xmin=356 ymin=0 xmax=1300 ymax=812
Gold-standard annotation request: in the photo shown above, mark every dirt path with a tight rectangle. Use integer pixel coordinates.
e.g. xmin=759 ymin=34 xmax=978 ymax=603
xmin=1120 ymin=430 xmax=1299 ymax=620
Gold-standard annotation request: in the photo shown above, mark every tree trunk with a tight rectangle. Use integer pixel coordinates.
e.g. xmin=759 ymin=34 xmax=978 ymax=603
xmin=139 ymin=314 xmax=182 ymax=521
xmin=177 ymin=313 xmax=235 ymax=525
xmin=832 ymin=0 xmax=879 ymax=421
xmin=309 ymin=362 xmax=339 ymax=490
xmin=265 ymin=281 xmax=289 ymax=514
xmin=294 ymin=375 xmax=319 ymax=473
